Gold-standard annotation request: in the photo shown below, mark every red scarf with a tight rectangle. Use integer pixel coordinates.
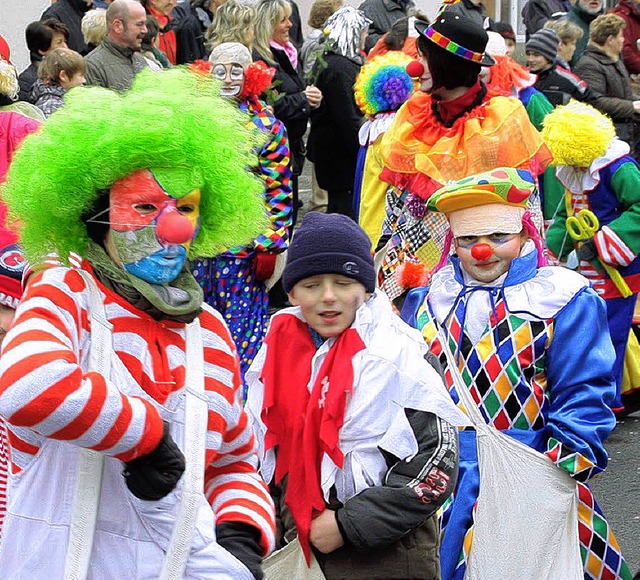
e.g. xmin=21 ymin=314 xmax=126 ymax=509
xmin=260 ymin=313 xmax=365 ymax=562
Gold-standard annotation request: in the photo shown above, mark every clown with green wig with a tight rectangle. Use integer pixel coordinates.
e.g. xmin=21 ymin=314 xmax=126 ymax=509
xmin=401 ymin=167 xmax=630 ymax=579
xmin=0 ymin=68 xmax=276 ymax=577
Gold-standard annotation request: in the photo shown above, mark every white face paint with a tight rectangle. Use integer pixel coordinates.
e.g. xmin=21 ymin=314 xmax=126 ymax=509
xmin=212 ymin=62 xmax=245 ymax=99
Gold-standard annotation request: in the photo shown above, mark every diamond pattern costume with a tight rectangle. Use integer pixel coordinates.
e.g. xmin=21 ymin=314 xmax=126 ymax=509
xmin=402 ymin=250 xmax=631 ymax=579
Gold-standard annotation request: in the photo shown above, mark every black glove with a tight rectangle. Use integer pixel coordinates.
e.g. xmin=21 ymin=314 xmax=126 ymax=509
xmin=577 ymin=238 xmax=599 ymax=262
xmin=123 ymin=421 xmax=186 ymax=501
xmin=216 ymin=522 xmax=264 ymax=579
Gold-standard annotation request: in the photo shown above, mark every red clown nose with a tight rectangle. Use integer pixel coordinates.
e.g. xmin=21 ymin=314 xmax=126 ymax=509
xmin=471 ymin=243 xmax=493 ymax=262
xmin=156 ymin=211 xmax=194 ymax=245
xmin=406 ymin=60 xmax=425 ymax=78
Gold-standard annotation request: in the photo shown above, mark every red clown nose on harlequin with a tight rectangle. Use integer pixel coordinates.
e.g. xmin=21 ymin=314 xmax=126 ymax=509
xmin=156 ymin=210 xmax=195 ymax=245
xmin=471 ymin=243 xmax=493 ymax=262
xmin=406 ymin=60 xmax=425 ymax=78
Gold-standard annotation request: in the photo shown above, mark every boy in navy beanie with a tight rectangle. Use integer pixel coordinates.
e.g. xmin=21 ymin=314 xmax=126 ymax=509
xmin=245 ymin=211 xmax=469 ymax=578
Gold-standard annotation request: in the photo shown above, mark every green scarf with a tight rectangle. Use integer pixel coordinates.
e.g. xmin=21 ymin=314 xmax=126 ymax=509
xmin=86 ymin=242 xmax=204 ymax=323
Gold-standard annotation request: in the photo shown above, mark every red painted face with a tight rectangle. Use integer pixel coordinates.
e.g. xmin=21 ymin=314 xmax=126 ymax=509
xmin=109 ymin=169 xmax=200 ymax=235
xmin=108 ymin=169 xmax=201 ymax=284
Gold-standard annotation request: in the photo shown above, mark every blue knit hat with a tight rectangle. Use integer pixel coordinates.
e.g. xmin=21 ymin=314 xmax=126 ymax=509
xmin=282 ymin=212 xmax=376 ymax=293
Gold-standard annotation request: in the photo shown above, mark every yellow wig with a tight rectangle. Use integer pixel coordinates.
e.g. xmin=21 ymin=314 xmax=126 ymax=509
xmin=541 ymin=100 xmax=616 ymax=167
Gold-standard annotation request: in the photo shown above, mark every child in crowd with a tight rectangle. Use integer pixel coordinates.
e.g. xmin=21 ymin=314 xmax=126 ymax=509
xmin=526 ymin=27 xmax=594 ymax=106
xmin=246 ymin=212 xmax=469 ymax=579
xmin=31 ymin=47 xmax=85 ymax=117
xmin=401 ymin=167 xmax=629 ymax=579
xmin=488 ymin=20 xmax=516 ymax=57
xmin=353 ymin=51 xmax=416 ymax=246
xmin=543 ymin=101 xmax=640 ymax=413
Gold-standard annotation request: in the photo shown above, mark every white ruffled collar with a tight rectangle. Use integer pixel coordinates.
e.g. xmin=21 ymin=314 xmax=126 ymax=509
xmin=555 ymin=138 xmax=630 ymax=194
xmin=358 ymin=111 xmax=397 ymax=146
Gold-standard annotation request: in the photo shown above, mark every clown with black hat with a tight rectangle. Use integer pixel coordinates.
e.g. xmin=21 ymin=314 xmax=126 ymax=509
xmin=401 ymin=167 xmax=631 ymax=579
xmin=371 ymin=2 xmax=551 ymax=305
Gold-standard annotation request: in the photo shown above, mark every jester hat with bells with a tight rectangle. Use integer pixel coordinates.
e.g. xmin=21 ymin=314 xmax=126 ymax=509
xmin=428 ymin=167 xmax=545 ymax=270
xmin=1 ymin=67 xmax=268 ymax=266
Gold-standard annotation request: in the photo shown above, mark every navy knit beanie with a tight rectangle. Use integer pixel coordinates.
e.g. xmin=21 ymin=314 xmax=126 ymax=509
xmin=282 ymin=212 xmax=376 ymax=293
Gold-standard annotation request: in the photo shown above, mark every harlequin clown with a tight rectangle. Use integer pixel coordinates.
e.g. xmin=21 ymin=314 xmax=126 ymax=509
xmin=191 ymin=43 xmax=294 ymax=397
xmin=543 ymin=101 xmax=640 ymax=413
xmin=0 ymin=68 xmax=276 ymax=577
xmin=374 ymin=10 xmax=550 ymax=306
xmin=401 ymin=167 xmax=630 ymax=580
xmin=353 ymin=51 xmax=416 ymax=247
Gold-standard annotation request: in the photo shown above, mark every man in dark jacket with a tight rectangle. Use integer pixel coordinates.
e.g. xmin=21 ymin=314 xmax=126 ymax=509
xmin=170 ymin=0 xmax=212 ymax=64
xmin=358 ymin=0 xmax=414 ymax=53
xmin=612 ymin=0 xmax=640 ymax=75
xmin=521 ymin=0 xmax=571 ymax=39
xmin=526 ymin=28 xmax=597 ymax=107
xmin=41 ymin=0 xmax=94 ymax=55
xmin=567 ymin=0 xmax=605 ymax=67
xmin=18 ymin=20 xmax=69 ymax=103
xmin=85 ymin=0 xmax=149 ymax=90
xmin=574 ymin=13 xmax=640 ymax=155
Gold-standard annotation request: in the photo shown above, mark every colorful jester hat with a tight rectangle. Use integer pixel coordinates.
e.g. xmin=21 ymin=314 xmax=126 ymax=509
xmin=1 ymin=67 xmax=267 ymax=265
xmin=354 ymin=52 xmax=415 ymax=117
xmin=428 ymin=167 xmax=546 ymax=267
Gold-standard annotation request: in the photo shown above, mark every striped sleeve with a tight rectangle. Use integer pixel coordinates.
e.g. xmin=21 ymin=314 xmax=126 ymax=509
xmin=0 ymin=268 xmax=164 ymax=463
xmin=0 ymin=419 xmax=8 ymax=536
xmin=594 ymin=225 xmax=636 ymax=267
xmin=200 ymin=307 xmax=276 ymax=556
xmin=252 ymin=114 xmax=294 ymax=254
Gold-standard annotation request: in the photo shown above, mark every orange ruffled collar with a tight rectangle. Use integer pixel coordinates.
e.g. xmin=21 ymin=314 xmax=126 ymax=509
xmin=380 ymin=89 xmax=551 ymax=199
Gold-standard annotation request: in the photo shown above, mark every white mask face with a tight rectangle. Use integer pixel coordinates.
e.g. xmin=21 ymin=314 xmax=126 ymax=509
xmin=212 ymin=62 xmax=245 ymax=99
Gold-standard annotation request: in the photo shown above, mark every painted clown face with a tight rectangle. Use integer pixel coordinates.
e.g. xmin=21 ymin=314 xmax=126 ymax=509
xmin=211 ymin=62 xmax=245 ymax=100
xmin=455 ymin=232 xmax=526 ymax=283
xmin=108 ymin=169 xmax=201 ymax=284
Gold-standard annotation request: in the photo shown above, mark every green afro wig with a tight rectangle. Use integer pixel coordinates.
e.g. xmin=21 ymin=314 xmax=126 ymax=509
xmin=2 ymin=67 xmax=268 ymax=265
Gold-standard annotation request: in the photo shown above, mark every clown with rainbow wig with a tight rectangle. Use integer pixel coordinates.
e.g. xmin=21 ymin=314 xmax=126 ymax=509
xmin=353 ymin=51 xmax=416 ymax=246
xmin=401 ymin=167 xmax=630 ymax=579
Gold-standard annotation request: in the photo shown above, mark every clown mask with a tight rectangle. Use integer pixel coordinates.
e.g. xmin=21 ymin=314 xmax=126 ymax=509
xmin=107 ymin=169 xmax=201 ymax=284
xmin=212 ymin=62 xmax=245 ymax=100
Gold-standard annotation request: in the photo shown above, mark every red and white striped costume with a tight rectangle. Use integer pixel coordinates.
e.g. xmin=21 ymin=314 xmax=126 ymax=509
xmin=0 ymin=264 xmax=275 ymax=576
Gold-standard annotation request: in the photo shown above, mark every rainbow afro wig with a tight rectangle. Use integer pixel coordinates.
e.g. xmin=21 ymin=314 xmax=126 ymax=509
xmin=541 ymin=100 xmax=616 ymax=168
xmin=2 ymin=67 xmax=267 ymax=265
xmin=354 ymin=52 xmax=415 ymax=117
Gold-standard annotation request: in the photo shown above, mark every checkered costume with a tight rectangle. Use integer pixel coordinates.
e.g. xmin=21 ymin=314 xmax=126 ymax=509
xmin=402 ymin=249 xmax=631 ymax=579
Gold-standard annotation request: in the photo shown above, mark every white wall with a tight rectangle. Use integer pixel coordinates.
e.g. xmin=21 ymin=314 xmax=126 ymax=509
xmin=1 ymin=0 xmax=50 ymax=72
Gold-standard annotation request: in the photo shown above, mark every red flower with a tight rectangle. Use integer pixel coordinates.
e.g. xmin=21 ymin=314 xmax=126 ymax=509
xmin=189 ymin=59 xmax=212 ymax=76
xmin=240 ymin=60 xmax=276 ymax=99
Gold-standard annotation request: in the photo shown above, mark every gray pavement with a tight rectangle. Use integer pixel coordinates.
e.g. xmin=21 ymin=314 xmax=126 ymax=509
xmin=591 ymin=412 xmax=640 ymax=572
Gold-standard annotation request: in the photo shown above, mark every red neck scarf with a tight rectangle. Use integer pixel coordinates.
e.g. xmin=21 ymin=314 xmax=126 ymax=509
xmin=433 ymin=80 xmax=483 ymax=124
xmin=260 ymin=313 xmax=365 ymax=562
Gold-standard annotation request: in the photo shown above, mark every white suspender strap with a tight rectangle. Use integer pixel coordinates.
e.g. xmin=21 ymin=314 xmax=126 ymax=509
xmin=159 ymin=318 xmax=207 ymax=580
xmin=436 ymin=326 xmax=488 ymax=431
xmin=64 ymin=270 xmax=112 ymax=580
